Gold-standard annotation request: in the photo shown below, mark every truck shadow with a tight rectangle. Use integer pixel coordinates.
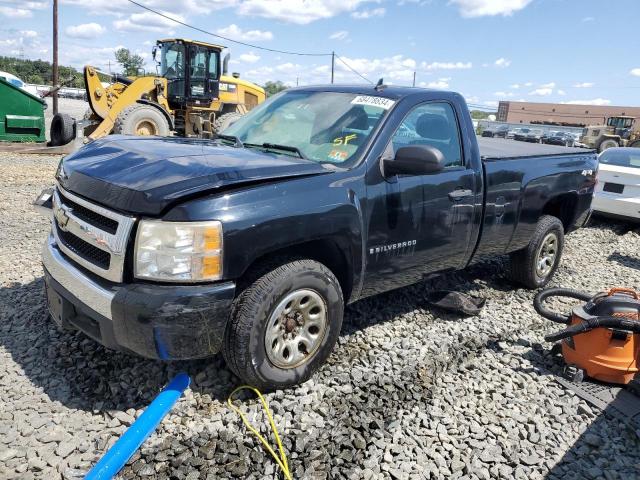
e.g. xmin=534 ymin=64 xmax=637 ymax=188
xmin=607 ymin=252 xmax=640 ymax=271
xmin=0 ymin=255 xmax=512 ymax=413
xmin=510 ymin=344 xmax=640 ymax=479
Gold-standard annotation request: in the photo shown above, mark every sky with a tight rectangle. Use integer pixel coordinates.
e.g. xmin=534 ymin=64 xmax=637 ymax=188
xmin=1 ymin=0 xmax=640 ymax=109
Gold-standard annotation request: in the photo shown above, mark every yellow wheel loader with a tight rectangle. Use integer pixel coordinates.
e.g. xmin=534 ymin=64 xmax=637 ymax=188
xmin=49 ymin=38 xmax=266 ymax=146
xmin=579 ymin=115 xmax=640 ymax=153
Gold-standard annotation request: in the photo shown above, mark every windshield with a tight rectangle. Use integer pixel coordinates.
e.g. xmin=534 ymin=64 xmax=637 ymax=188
xmin=607 ymin=117 xmax=634 ymax=129
xmin=223 ymin=90 xmax=392 ymax=165
xmin=599 ymin=149 xmax=640 ymax=168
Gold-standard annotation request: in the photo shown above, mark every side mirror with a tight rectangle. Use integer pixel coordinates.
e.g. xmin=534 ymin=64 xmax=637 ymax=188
xmin=152 ymin=46 xmax=158 ymax=62
xmin=383 ymin=144 xmax=445 ymax=177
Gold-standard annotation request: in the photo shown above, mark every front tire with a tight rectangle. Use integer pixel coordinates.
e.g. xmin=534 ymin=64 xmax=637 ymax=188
xmin=598 ymin=138 xmax=619 ymax=153
xmin=213 ymin=112 xmax=243 ymax=133
xmin=113 ymin=104 xmax=170 ymax=137
xmin=223 ymin=260 xmax=344 ymax=390
xmin=509 ymin=215 xmax=564 ymax=289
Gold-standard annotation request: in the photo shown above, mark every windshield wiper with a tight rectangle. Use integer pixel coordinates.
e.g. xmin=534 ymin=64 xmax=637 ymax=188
xmin=214 ymin=134 xmax=244 ymax=148
xmin=244 ymin=142 xmax=307 ymax=159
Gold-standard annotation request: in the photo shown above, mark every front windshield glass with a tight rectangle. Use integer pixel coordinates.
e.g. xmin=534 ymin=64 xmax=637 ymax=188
xmin=600 ymin=149 xmax=640 ymax=168
xmin=223 ymin=90 xmax=393 ymax=165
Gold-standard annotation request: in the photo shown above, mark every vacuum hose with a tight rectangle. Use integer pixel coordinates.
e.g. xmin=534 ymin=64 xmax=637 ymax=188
xmin=534 ymin=288 xmax=593 ymax=324
xmin=545 ymin=315 xmax=640 ymax=342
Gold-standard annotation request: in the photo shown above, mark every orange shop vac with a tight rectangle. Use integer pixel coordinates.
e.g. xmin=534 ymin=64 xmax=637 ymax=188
xmin=534 ymin=287 xmax=640 ymax=385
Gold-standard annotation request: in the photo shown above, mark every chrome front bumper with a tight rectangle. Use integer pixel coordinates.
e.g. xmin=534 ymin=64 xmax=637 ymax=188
xmin=42 ymin=234 xmax=115 ymax=320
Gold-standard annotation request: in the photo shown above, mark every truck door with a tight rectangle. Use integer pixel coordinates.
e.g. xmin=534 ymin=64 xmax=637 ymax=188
xmin=362 ymin=101 xmax=477 ymax=296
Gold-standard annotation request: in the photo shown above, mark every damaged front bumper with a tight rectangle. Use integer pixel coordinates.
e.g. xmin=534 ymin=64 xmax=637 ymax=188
xmin=42 ymin=234 xmax=236 ymax=360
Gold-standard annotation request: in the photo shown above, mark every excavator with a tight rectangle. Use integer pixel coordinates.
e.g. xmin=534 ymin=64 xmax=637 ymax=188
xmin=50 ymin=38 xmax=266 ymax=146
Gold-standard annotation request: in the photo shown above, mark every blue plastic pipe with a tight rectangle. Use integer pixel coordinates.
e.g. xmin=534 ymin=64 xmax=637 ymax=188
xmin=85 ymin=372 xmax=191 ymax=480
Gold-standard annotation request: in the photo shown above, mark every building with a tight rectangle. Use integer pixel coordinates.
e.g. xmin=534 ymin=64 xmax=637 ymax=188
xmin=496 ymin=101 xmax=640 ymax=127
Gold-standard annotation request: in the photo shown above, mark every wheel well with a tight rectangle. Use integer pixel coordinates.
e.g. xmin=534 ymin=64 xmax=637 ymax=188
xmin=135 ymin=99 xmax=174 ymax=130
xmin=542 ymin=194 xmax=578 ymax=232
xmin=238 ymin=239 xmax=354 ymax=302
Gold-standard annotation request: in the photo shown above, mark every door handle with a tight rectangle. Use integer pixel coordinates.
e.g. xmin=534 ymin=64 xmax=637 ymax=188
xmin=448 ymin=188 xmax=473 ymax=201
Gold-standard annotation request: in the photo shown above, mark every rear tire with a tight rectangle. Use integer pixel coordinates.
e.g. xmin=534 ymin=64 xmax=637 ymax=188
xmin=509 ymin=215 xmax=564 ymax=289
xmin=113 ymin=104 xmax=170 ymax=137
xmin=222 ymin=259 xmax=344 ymax=390
xmin=49 ymin=113 xmax=76 ymax=146
xmin=213 ymin=112 xmax=243 ymax=133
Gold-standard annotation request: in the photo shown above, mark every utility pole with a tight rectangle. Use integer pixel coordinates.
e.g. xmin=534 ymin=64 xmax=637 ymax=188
xmin=331 ymin=51 xmax=335 ymax=84
xmin=412 ymin=71 xmax=416 ymax=87
xmin=52 ymin=0 xmax=59 ymax=115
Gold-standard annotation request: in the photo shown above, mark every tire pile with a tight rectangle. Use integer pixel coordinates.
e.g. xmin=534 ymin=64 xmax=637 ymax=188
xmin=1 ymin=152 xmax=639 ymax=479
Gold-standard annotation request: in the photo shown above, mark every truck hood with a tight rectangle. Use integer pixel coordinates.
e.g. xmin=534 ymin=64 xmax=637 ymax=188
xmin=57 ymin=135 xmax=330 ymax=216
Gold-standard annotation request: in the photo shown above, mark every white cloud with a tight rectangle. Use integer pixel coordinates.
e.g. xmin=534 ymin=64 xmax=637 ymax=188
xmin=329 ymin=30 xmax=349 ymax=41
xmin=216 ymin=24 xmax=273 ymax=42
xmin=237 ymin=0 xmax=378 ymax=25
xmin=524 ymin=82 xmax=533 ymax=87
xmin=421 ymin=61 xmax=472 ymax=71
xmin=335 ymin=54 xmax=419 ymax=83
xmin=450 ymin=0 xmax=533 ymax=17
xmin=529 ymin=88 xmax=553 ymax=96
xmin=630 ymin=68 xmax=640 ymax=77
xmin=484 ymin=100 xmax=499 ymax=107
xmin=494 ymin=91 xmax=514 ymax=97
xmin=114 ymin=11 xmax=184 ymax=32
xmin=540 ymin=82 xmax=556 ymax=88
xmin=562 ymin=98 xmax=612 ymax=106
xmin=573 ymin=82 xmax=594 ymax=88
xmin=238 ymin=52 xmax=260 ymax=64
xmin=494 ymin=57 xmax=511 ymax=68
xmin=0 ymin=6 xmax=32 ymax=17
xmin=557 ymin=89 xmax=566 ymax=96
xmin=351 ymin=7 xmax=386 ymax=18
xmin=420 ymin=77 xmax=451 ymax=89
xmin=66 ymin=23 xmax=106 ymax=39
xmin=20 ymin=30 xmax=38 ymax=38
xmin=510 ymin=84 xmax=520 ymax=89
xmin=582 ymin=16 xmax=594 ymax=22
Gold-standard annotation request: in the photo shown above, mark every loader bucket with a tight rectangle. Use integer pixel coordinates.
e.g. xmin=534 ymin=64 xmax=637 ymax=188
xmin=0 ymin=77 xmax=46 ymax=143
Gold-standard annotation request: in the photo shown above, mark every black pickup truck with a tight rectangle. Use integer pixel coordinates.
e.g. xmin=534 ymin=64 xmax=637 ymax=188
xmin=36 ymin=85 xmax=598 ymax=389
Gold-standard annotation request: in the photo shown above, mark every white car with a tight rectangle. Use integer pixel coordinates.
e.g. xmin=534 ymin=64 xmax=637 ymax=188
xmin=592 ymin=147 xmax=640 ymax=221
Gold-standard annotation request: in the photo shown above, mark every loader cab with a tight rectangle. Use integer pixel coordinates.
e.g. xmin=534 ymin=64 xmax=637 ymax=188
xmin=156 ymin=39 xmax=222 ymax=107
xmin=607 ymin=116 xmax=635 ymax=134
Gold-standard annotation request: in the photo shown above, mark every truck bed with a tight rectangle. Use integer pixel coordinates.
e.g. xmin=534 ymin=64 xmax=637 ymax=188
xmin=478 ymin=137 xmax=592 ymax=160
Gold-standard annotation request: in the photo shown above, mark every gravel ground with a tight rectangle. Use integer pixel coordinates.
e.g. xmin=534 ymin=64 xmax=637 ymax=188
xmin=1 ymin=152 xmax=640 ymax=480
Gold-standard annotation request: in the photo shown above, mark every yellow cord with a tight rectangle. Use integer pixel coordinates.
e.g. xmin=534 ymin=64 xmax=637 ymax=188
xmin=227 ymin=386 xmax=292 ymax=480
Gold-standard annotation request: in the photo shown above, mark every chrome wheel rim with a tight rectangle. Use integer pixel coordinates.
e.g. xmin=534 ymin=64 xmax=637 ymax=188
xmin=264 ymin=289 xmax=328 ymax=369
xmin=536 ymin=233 xmax=558 ymax=277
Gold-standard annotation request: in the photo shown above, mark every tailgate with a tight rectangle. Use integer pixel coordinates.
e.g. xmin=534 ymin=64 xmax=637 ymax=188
xmin=597 ymin=164 xmax=640 ymax=197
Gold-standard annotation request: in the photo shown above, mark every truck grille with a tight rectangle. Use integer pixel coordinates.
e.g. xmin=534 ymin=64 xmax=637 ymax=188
xmin=55 ymin=225 xmax=111 ymax=269
xmin=52 ymin=185 xmax=136 ymax=282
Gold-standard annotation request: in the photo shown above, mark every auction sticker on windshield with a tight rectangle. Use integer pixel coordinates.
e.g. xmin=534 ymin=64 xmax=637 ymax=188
xmin=351 ymin=95 xmax=395 ymax=110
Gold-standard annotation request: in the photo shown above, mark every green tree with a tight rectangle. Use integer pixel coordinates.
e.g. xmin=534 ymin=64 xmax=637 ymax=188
xmin=115 ymin=48 xmax=145 ymax=77
xmin=263 ymin=80 xmax=287 ymax=97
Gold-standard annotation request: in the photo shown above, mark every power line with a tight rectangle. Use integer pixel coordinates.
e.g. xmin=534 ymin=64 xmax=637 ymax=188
xmin=125 ymin=0 xmax=331 ymax=57
xmin=335 ymin=55 xmax=373 ymax=84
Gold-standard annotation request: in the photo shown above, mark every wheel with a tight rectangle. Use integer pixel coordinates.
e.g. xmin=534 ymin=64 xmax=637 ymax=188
xmin=49 ymin=113 xmax=76 ymax=146
xmin=113 ymin=104 xmax=170 ymax=137
xmin=509 ymin=215 xmax=564 ymax=289
xmin=213 ymin=112 xmax=243 ymax=133
xmin=222 ymin=259 xmax=344 ymax=390
xmin=598 ymin=138 xmax=618 ymax=153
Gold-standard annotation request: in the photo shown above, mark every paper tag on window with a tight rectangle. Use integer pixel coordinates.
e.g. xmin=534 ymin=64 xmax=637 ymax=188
xmin=351 ymin=95 xmax=395 ymax=110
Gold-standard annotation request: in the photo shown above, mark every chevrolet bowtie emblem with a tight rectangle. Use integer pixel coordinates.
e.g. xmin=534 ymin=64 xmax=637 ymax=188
xmin=54 ymin=206 xmax=70 ymax=231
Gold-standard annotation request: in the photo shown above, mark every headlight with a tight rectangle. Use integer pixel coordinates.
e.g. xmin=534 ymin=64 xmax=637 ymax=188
xmin=134 ymin=220 xmax=222 ymax=282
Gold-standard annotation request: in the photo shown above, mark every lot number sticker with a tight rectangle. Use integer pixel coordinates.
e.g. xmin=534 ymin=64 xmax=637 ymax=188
xmin=351 ymin=95 xmax=395 ymax=110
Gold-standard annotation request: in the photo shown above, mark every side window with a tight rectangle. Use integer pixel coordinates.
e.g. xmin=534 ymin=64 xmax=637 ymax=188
xmin=391 ymin=102 xmax=463 ymax=168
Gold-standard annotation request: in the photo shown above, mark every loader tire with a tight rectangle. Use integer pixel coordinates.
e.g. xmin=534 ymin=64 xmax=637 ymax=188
xmin=113 ymin=104 xmax=170 ymax=137
xmin=597 ymin=138 xmax=618 ymax=153
xmin=49 ymin=113 xmax=76 ymax=146
xmin=509 ymin=215 xmax=564 ymax=289
xmin=213 ymin=112 xmax=243 ymax=133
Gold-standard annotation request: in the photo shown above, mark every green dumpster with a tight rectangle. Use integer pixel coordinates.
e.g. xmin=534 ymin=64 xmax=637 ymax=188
xmin=0 ymin=77 xmax=46 ymax=142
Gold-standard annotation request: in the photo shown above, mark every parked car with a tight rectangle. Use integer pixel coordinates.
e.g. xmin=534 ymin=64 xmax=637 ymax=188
xmin=513 ymin=128 xmax=532 ymax=141
xmin=36 ymin=85 xmax=598 ymax=389
xmin=592 ymin=147 xmax=640 ymax=221
xmin=506 ymin=128 xmax=519 ymax=139
xmin=544 ymin=131 xmax=576 ymax=147
xmin=525 ymin=129 xmax=544 ymax=143
xmin=481 ymin=124 xmax=509 ymax=138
